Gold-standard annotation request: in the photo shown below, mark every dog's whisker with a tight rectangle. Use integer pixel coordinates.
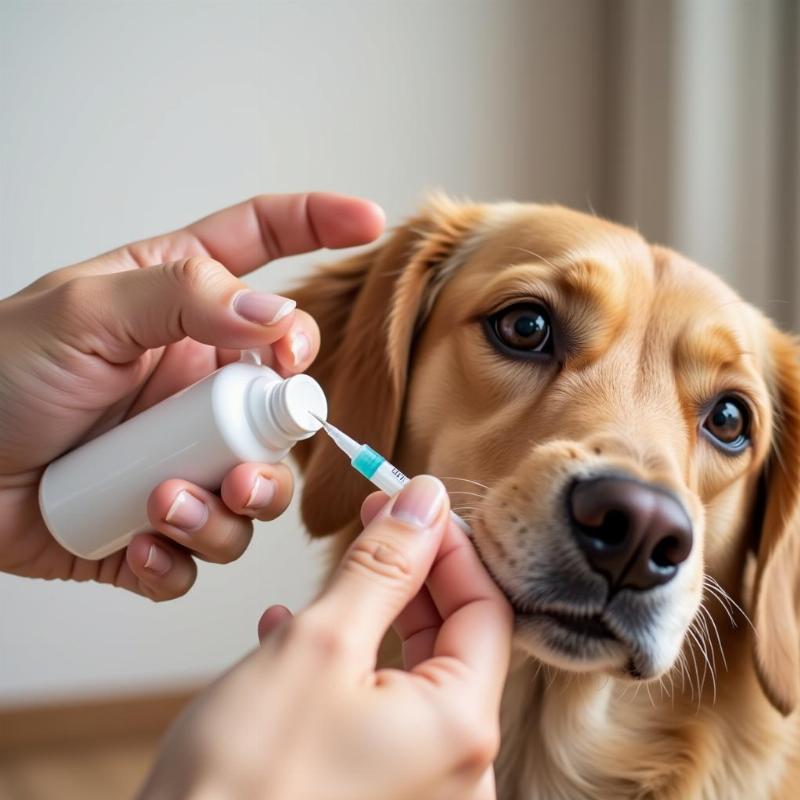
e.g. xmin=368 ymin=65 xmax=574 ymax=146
xmin=618 ymin=681 xmax=634 ymax=703
xmin=687 ymin=622 xmax=716 ymax=707
xmin=676 ymin=651 xmax=691 ymax=700
xmin=695 ymin=611 xmax=717 ymax=679
xmin=446 ymin=490 xmax=487 ymax=499
xmin=702 ymin=578 xmax=738 ymax=629
xmin=704 ymin=575 xmax=755 ymax=633
xmin=658 ymin=674 xmax=673 ymax=704
xmin=676 ymin=651 xmax=693 ymax=702
xmin=698 ymin=613 xmax=722 ymax=704
xmin=684 ymin=654 xmax=696 ymax=703
xmin=440 ymin=476 xmax=490 ymax=492
xmin=669 ymin=669 xmax=677 ymax=708
xmin=700 ymin=603 xmax=728 ymax=673
xmin=696 ymin=622 xmax=715 ymax=700
xmin=558 ymin=671 xmax=575 ymax=698
xmin=645 ymin=681 xmax=655 ymax=709
xmin=669 ymin=653 xmax=686 ymax=694
xmin=684 ymin=630 xmax=703 ymax=708
xmin=677 ymin=653 xmax=687 ymax=697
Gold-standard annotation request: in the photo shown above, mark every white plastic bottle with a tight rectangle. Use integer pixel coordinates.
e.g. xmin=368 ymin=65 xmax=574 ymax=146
xmin=39 ymin=355 xmax=328 ymax=560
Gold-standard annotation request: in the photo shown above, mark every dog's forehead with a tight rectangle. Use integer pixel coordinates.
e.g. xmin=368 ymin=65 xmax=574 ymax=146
xmin=649 ymin=245 xmax=767 ymax=360
xmin=463 ymin=203 xmax=652 ymax=275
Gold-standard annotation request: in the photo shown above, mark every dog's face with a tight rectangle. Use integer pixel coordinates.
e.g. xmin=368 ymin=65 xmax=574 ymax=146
xmin=395 ymin=204 xmax=775 ymax=682
xmin=293 ymin=198 xmax=800 ymax=715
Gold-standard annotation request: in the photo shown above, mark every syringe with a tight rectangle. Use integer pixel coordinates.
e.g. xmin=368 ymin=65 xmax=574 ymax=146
xmin=312 ymin=415 xmax=471 ymax=535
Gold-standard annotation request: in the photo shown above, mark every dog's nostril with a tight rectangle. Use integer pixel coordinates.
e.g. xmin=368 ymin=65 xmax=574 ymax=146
xmin=596 ymin=509 xmax=628 ymax=546
xmin=651 ymin=534 xmax=681 ymax=569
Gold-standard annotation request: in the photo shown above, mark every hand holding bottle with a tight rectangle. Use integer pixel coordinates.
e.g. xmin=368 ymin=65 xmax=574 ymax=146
xmin=0 ymin=193 xmax=385 ymax=600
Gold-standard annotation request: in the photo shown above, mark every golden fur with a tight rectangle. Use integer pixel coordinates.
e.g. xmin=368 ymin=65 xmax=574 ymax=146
xmin=290 ymin=196 xmax=800 ymax=799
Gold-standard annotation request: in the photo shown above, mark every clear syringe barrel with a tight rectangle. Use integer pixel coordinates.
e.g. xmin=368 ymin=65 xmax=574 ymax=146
xmin=351 ymin=445 xmax=410 ymax=495
xmin=327 ymin=430 xmax=471 ymax=535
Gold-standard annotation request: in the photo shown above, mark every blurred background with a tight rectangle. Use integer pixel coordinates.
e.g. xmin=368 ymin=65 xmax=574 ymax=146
xmin=0 ymin=0 xmax=797 ymax=797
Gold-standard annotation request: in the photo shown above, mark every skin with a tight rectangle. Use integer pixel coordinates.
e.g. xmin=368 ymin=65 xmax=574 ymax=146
xmin=138 ymin=476 xmax=513 ymax=800
xmin=0 ymin=192 xmax=385 ymax=600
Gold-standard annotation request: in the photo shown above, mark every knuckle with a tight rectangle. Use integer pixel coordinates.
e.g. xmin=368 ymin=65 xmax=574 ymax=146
xmin=53 ymin=274 xmax=95 ymax=309
xmin=47 ymin=276 xmax=106 ymax=341
xmin=203 ymin=520 xmax=252 ymax=564
xmin=457 ymin=720 xmax=501 ymax=773
xmin=289 ymin=615 xmax=351 ymax=660
xmin=26 ymin=265 xmax=78 ymax=294
xmin=344 ymin=538 xmax=415 ymax=586
xmin=171 ymin=256 xmax=224 ymax=292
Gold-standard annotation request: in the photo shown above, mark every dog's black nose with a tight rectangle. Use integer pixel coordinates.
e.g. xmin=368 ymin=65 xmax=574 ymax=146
xmin=569 ymin=477 xmax=693 ymax=590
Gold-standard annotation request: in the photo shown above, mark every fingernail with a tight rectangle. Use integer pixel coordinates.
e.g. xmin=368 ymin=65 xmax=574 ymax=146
xmin=368 ymin=201 xmax=387 ymax=225
xmin=234 ymin=291 xmax=296 ymax=325
xmin=290 ymin=331 xmax=310 ymax=366
xmin=390 ymin=475 xmax=446 ymax=528
xmin=246 ymin=475 xmax=277 ymax=510
xmin=165 ymin=490 xmax=208 ymax=531
xmin=144 ymin=544 xmax=173 ymax=575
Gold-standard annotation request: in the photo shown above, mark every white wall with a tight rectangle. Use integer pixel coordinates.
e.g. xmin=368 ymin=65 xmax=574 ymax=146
xmin=0 ymin=0 xmax=606 ymax=704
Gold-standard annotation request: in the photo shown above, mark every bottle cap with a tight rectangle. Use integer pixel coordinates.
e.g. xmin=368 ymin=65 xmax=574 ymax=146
xmin=270 ymin=374 xmax=328 ymax=439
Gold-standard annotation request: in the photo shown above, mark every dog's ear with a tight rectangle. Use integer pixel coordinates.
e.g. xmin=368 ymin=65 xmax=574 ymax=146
xmin=751 ymin=327 xmax=800 ymax=715
xmin=289 ymin=195 xmax=485 ymax=536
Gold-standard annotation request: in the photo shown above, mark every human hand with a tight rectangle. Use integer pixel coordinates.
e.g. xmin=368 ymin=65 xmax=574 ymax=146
xmin=0 ymin=193 xmax=384 ymax=600
xmin=139 ymin=476 xmax=513 ymax=800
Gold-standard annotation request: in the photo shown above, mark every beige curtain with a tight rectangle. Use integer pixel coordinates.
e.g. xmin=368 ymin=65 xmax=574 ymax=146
xmin=597 ymin=0 xmax=799 ymax=330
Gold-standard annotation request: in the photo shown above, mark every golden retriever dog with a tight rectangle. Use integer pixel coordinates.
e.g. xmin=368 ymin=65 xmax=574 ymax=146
xmin=290 ymin=195 xmax=800 ymax=799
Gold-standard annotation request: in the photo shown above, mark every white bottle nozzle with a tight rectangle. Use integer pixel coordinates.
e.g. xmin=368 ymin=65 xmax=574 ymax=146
xmin=248 ymin=373 xmax=328 ymax=450
xmin=269 ymin=374 xmax=328 ymax=438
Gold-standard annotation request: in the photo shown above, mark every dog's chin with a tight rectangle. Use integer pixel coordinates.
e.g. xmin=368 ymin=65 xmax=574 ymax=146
xmin=512 ymin=610 xmax=666 ymax=680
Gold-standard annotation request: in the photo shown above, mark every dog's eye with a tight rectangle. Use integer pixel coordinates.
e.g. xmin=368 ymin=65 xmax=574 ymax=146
xmin=489 ymin=304 xmax=553 ymax=355
xmin=702 ymin=397 xmax=750 ymax=452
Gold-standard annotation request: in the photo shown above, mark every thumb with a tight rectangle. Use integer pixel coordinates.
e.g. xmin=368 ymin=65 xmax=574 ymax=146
xmin=312 ymin=475 xmax=450 ymax=663
xmin=49 ymin=256 xmax=296 ymax=362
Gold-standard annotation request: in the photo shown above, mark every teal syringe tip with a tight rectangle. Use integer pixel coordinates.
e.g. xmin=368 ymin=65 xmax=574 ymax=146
xmin=310 ymin=413 xmax=385 ymax=479
xmin=352 ymin=445 xmax=385 ymax=480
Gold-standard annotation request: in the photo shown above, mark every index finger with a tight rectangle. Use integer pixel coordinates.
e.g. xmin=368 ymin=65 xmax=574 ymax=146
xmin=115 ymin=192 xmax=386 ymax=276
xmin=417 ymin=521 xmax=513 ymax=703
